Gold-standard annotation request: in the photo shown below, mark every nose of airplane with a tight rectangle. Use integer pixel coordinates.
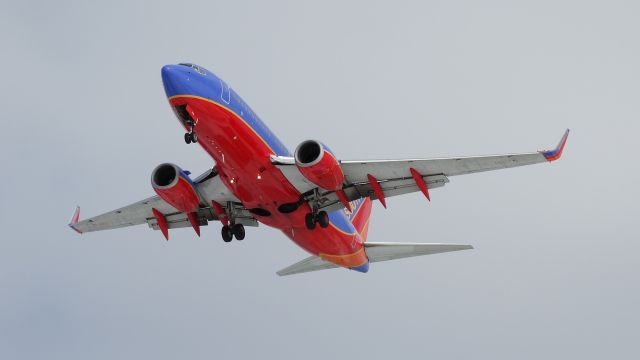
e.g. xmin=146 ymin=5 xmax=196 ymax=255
xmin=161 ymin=64 xmax=175 ymax=82
xmin=161 ymin=63 xmax=213 ymax=99
xmin=161 ymin=64 xmax=184 ymax=97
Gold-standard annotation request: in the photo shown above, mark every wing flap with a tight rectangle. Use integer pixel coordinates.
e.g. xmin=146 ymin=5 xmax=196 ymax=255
xmin=313 ymin=174 xmax=449 ymax=213
xmin=146 ymin=206 xmax=258 ymax=230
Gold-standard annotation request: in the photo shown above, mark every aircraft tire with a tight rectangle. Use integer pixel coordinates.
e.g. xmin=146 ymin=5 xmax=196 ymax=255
xmin=305 ymin=213 xmax=316 ymax=230
xmin=191 ymin=132 xmax=198 ymax=143
xmin=184 ymin=133 xmax=192 ymax=144
xmin=232 ymin=224 xmax=245 ymax=240
xmin=318 ymin=211 xmax=329 ymax=228
xmin=221 ymin=225 xmax=233 ymax=242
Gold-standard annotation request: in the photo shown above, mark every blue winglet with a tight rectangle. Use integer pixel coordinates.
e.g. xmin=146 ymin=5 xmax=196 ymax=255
xmin=541 ymin=129 xmax=570 ymax=161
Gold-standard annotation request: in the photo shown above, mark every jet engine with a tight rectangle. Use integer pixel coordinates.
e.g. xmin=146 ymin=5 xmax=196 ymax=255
xmin=294 ymin=140 xmax=344 ymax=191
xmin=151 ymin=163 xmax=200 ymax=213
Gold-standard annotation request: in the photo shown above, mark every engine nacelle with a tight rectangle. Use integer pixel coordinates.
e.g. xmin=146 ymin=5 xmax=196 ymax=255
xmin=151 ymin=163 xmax=200 ymax=213
xmin=294 ymin=140 xmax=344 ymax=191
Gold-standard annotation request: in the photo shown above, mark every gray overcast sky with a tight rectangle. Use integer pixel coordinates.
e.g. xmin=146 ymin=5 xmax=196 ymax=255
xmin=1 ymin=1 xmax=638 ymax=359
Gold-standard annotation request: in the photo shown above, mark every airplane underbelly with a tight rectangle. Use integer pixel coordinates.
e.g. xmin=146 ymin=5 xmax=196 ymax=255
xmin=169 ymin=96 xmax=365 ymax=266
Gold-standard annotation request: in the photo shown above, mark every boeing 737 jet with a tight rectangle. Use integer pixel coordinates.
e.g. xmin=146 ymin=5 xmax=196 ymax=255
xmin=69 ymin=63 xmax=569 ymax=276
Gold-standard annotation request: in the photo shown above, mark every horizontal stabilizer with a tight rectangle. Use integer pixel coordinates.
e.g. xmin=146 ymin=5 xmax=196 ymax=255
xmin=276 ymin=242 xmax=473 ymax=276
xmin=276 ymin=255 xmax=338 ymax=276
xmin=364 ymin=242 xmax=472 ymax=262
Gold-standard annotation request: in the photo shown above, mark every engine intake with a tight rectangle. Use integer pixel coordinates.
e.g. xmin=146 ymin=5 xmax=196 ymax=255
xmin=294 ymin=140 xmax=344 ymax=191
xmin=151 ymin=163 xmax=200 ymax=213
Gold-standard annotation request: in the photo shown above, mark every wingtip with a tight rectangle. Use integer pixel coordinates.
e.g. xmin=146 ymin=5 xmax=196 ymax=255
xmin=541 ymin=129 xmax=570 ymax=162
xmin=68 ymin=206 xmax=83 ymax=234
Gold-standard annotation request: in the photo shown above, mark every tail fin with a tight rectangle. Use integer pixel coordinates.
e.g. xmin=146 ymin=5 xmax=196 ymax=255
xmin=348 ymin=198 xmax=372 ymax=241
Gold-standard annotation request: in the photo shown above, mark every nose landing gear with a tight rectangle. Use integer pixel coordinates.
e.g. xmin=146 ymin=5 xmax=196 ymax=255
xmin=184 ymin=120 xmax=198 ymax=144
xmin=184 ymin=132 xmax=198 ymax=144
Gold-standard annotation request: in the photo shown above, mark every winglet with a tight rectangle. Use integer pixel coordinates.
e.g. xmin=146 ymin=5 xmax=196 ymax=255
xmin=541 ymin=129 xmax=570 ymax=162
xmin=68 ymin=206 xmax=83 ymax=234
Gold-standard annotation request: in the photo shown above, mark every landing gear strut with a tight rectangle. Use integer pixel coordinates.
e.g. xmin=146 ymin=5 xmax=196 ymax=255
xmin=184 ymin=120 xmax=198 ymax=144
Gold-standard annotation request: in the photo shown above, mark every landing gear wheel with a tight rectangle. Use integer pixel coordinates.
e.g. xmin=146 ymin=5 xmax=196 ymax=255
xmin=305 ymin=213 xmax=316 ymax=230
xmin=184 ymin=133 xmax=192 ymax=144
xmin=232 ymin=223 xmax=245 ymax=240
xmin=317 ymin=211 xmax=329 ymax=228
xmin=191 ymin=132 xmax=198 ymax=143
xmin=221 ymin=225 xmax=233 ymax=242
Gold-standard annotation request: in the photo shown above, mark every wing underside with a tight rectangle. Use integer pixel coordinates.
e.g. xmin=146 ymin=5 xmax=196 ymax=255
xmin=70 ymin=168 xmax=257 ymax=234
xmin=273 ymin=129 xmax=569 ymax=212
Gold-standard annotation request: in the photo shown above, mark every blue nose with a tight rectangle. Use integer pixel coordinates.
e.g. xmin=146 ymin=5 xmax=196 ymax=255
xmin=161 ymin=65 xmax=185 ymax=97
xmin=161 ymin=65 xmax=175 ymax=82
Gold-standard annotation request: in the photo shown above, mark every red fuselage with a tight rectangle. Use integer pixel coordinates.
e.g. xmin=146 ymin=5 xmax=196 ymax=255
xmin=162 ymin=64 xmax=371 ymax=271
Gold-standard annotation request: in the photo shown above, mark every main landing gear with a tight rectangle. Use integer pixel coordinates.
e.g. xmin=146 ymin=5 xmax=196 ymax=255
xmin=219 ymin=202 xmax=245 ymax=242
xmin=184 ymin=120 xmax=198 ymax=144
xmin=305 ymin=210 xmax=329 ymax=230
xmin=301 ymin=188 xmax=330 ymax=230
xmin=221 ymin=223 xmax=245 ymax=242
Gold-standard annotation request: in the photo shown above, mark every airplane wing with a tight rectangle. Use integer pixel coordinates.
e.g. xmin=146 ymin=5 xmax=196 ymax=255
xmin=69 ymin=168 xmax=258 ymax=235
xmin=274 ymin=129 xmax=569 ymax=212
xmin=277 ymin=242 xmax=474 ymax=276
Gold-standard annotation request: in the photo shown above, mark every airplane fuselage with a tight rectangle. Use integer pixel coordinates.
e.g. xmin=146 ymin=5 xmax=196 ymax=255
xmin=161 ymin=64 xmax=371 ymax=272
xmin=69 ymin=63 xmax=565 ymax=275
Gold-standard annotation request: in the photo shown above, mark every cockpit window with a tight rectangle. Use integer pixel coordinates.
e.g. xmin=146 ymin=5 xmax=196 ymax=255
xmin=178 ymin=63 xmax=206 ymax=75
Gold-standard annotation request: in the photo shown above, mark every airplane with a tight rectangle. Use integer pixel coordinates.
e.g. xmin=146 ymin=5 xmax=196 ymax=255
xmin=68 ymin=63 xmax=569 ymax=276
